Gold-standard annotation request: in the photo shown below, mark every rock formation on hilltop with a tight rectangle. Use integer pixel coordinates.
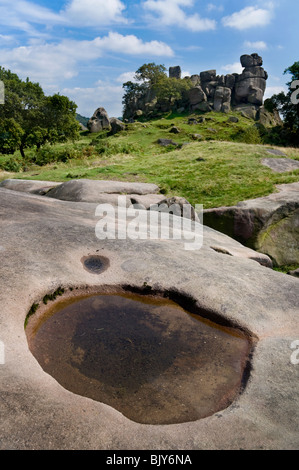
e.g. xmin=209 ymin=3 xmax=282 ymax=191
xmin=87 ymin=108 xmax=126 ymax=134
xmin=123 ymin=53 xmax=273 ymax=122
xmin=87 ymin=107 xmax=111 ymax=133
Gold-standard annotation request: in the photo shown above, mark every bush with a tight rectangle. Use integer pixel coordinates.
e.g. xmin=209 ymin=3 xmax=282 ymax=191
xmin=0 ymin=156 xmax=23 ymax=172
xmin=95 ymin=140 xmax=141 ymax=156
xmin=232 ymin=125 xmax=263 ymax=144
xmin=34 ymin=145 xmax=79 ymax=166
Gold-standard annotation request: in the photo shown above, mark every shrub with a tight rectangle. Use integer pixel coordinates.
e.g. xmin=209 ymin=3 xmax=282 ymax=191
xmin=232 ymin=125 xmax=262 ymax=144
xmin=34 ymin=145 xmax=79 ymax=166
xmin=95 ymin=140 xmax=141 ymax=156
xmin=0 ymin=156 xmax=23 ymax=172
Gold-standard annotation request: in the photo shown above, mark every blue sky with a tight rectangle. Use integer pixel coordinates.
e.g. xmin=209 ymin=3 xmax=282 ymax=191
xmin=0 ymin=0 xmax=297 ymax=118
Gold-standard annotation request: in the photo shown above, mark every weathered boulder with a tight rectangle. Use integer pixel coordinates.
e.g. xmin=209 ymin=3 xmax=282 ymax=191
xmin=157 ymin=138 xmax=178 ymax=147
xmin=258 ymin=107 xmax=283 ymax=127
xmin=169 ymin=66 xmax=181 ymax=79
xmin=187 ymin=86 xmax=207 ymax=110
xmin=261 ymin=158 xmax=299 ymax=173
xmin=0 ymin=179 xmax=61 ymax=195
xmin=203 ymin=182 xmax=299 ymax=266
xmin=235 ymin=54 xmax=268 ymax=107
xmin=169 ymin=126 xmax=180 ymax=134
xmin=87 ymin=107 xmax=111 ymax=133
xmin=45 ymin=179 xmax=160 ymax=202
xmin=241 ymin=53 xmax=263 ymax=67
xmin=234 ymin=104 xmax=259 ymax=120
xmin=288 ymin=268 xmax=299 ymax=278
xmin=150 ymin=196 xmax=200 ymax=222
xmin=109 ymin=117 xmax=125 ymax=135
xmin=214 ymin=86 xmax=231 ymax=113
xmin=228 ymin=116 xmax=239 ymax=123
xmin=190 ymin=74 xmax=200 ymax=86
xmin=200 ymin=70 xmax=217 ymax=83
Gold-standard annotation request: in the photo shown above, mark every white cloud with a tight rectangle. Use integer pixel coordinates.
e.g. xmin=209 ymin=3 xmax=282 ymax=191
xmin=0 ymin=0 xmax=128 ymax=35
xmin=182 ymin=70 xmax=191 ymax=78
xmin=62 ymin=83 xmax=124 ymax=118
xmin=63 ymin=0 xmax=128 ymax=26
xmin=143 ymin=0 xmax=216 ymax=31
xmin=264 ymin=85 xmax=287 ymax=99
xmin=206 ymin=3 xmax=224 ymax=13
xmin=116 ymin=71 xmax=138 ymax=83
xmin=0 ymin=33 xmax=174 ymax=86
xmin=221 ymin=62 xmax=243 ymax=75
xmin=0 ymin=0 xmax=64 ymax=35
xmin=93 ymin=32 xmax=174 ymax=56
xmin=244 ymin=40 xmax=268 ymax=50
xmin=0 ymin=34 xmax=16 ymax=44
xmin=222 ymin=6 xmax=273 ymax=30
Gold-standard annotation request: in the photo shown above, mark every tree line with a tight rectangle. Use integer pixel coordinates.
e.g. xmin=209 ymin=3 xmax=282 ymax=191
xmin=0 ymin=67 xmax=80 ymax=158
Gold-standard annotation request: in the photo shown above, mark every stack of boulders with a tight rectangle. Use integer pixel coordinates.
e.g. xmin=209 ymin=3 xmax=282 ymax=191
xmin=123 ymin=53 xmax=279 ymax=123
xmin=87 ymin=108 xmax=125 ymax=134
xmin=185 ymin=53 xmax=268 ymax=115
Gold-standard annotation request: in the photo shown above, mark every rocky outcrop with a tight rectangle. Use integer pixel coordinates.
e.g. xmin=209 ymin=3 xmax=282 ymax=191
xmin=124 ymin=53 xmax=273 ymax=122
xmin=203 ymin=182 xmax=299 ymax=266
xmin=109 ymin=117 xmax=125 ymax=135
xmin=234 ymin=54 xmax=268 ymax=107
xmin=87 ymin=107 xmax=111 ymax=133
xmin=169 ymin=66 xmax=181 ymax=80
xmin=87 ymin=108 xmax=126 ymax=135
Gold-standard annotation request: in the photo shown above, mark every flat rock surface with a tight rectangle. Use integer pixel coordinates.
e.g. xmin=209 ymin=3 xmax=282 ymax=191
xmin=266 ymin=148 xmax=287 ymax=157
xmin=0 ymin=183 xmax=298 ymax=450
xmin=46 ymin=179 xmax=160 ymax=201
xmin=262 ymin=157 xmax=299 ymax=173
xmin=0 ymin=178 xmax=61 ymax=195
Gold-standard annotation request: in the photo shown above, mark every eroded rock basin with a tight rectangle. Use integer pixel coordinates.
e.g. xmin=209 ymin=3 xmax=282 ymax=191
xmin=26 ymin=290 xmax=251 ymax=425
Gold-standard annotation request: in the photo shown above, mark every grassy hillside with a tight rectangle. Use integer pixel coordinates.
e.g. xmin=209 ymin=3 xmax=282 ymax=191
xmin=1 ymin=110 xmax=299 ymax=209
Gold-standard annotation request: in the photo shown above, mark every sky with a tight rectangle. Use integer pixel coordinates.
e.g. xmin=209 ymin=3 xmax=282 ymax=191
xmin=0 ymin=0 xmax=298 ymax=118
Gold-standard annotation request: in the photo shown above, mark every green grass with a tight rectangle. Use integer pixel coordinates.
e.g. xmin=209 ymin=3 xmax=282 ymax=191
xmin=1 ymin=110 xmax=299 ymax=209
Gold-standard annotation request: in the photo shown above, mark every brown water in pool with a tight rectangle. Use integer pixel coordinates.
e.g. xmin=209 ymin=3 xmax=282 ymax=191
xmin=28 ymin=292 xmax=251 ymax=424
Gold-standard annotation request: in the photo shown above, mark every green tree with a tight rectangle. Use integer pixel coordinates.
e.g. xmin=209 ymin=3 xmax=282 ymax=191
xmin=154 ymin=75 xmax=192 ymax=106
xmin=265 ymin=61 xmax=299 ymax=144
xmin=122 ymin=63 xmax=192 ymax=120
xmin=134 ymin=63 xmax=167 ymax=86
xmin=0 ymin=67 xmax=80 ymax=158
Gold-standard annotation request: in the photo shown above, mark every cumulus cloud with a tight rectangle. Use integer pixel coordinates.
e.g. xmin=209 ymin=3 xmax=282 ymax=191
xmin=221 ymin=62 xmax=243 ymax=75
xmin=116 ymin=71 xmax=138 ymax=83
xmin=143 ymin=0 xmax=216 ymax=32
xmin=0 ymin=0 xmax=64 ymax=35
xmin=0 ymin=0 xmax=128 ymax=34
xmin=63 ymin=0 xmax=128 ymax=26
xmin=206 ymin=3 xmax=224 ymax=13
xmin=0 ymin=33 xmax=174 ymax=86
xmin=244 ymin=40 xmax=268 ymax=50
xmin=264 ymin=85 xmax=287 ymax=100
xmin=222 ymin=6 xmax=273 ymax=30
xmin=62 ymin=83 xmax=124 ymax=118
